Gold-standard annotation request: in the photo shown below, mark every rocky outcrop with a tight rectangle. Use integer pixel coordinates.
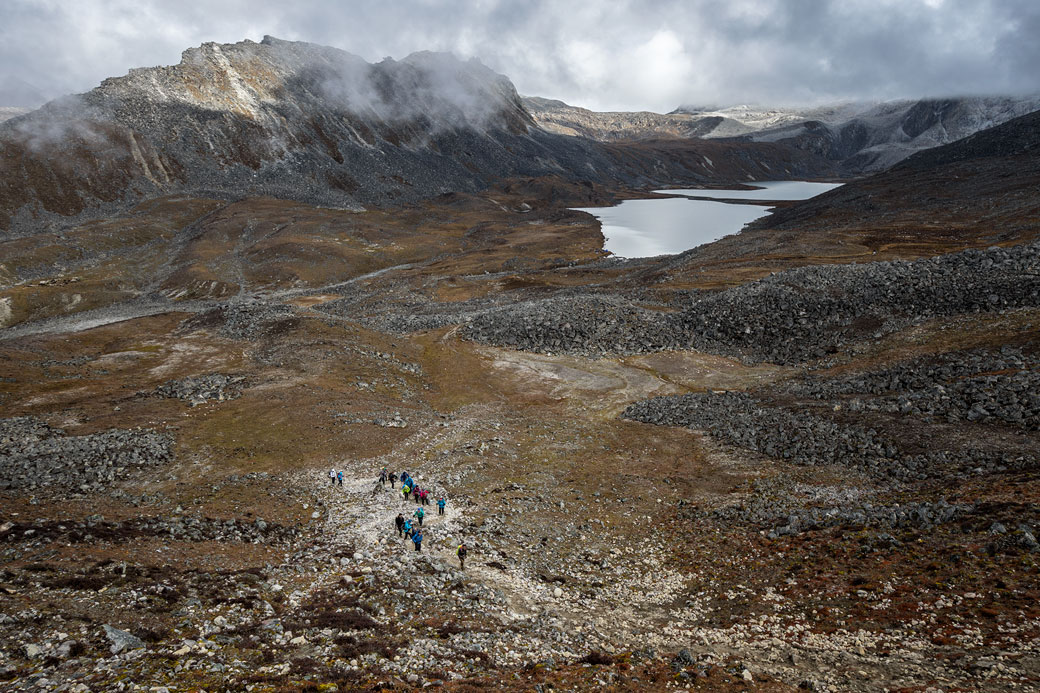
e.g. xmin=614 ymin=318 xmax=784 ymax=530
xmin=460 ymin=241 xmax=1040 ymax=363
xmin=663 ymin=241 xmax=1040 ymax=363
xmin=782 ymin=347 xmax=1040 ymax=430
xmin=156 ymin=374 xmax=244 ymax=405
xmin=0 ymin=417 xmax=173 ymax=492
xmin=622 ymin=346 xmax=1040 ymax=486
xmin=4 ymin=512 xmax=299 ymax=545
xmin=621 ymin=392 xmax=1036 ymax=481
xmin=711 ymin=476 xmax=972 ymax=538
xmin=180 ymin=300 xmax=300 ymax=340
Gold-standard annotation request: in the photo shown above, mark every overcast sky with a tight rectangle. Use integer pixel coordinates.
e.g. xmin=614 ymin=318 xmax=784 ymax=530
xmin=1 ymin=0 xmax=1038 ymax=111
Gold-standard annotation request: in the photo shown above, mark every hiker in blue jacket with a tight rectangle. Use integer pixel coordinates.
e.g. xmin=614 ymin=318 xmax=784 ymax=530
xmin=403 ymin=518 xmax=413 ymax=537
xmin=436 ymin=496 xmax=447 ymax=515
xmin=412 ymin=529 xmax=423 ymax=552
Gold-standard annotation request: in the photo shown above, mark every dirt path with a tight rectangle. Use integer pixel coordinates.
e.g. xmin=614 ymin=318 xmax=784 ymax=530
xmin=316 ymin=461 xmax=551 ymax=625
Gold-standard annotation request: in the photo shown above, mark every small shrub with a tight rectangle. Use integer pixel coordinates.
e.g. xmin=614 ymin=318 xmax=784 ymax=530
xmin=578 ymin=651 xmax=615 ymax=666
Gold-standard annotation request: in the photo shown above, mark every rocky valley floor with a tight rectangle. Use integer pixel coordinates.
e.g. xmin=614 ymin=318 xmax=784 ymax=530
xmin=1 ymin=180 xmax=1039 ymax=692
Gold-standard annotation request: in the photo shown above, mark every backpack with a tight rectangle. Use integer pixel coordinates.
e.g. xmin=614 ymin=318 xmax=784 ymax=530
xmin=457 ymin=545 xmax=467 ymax=557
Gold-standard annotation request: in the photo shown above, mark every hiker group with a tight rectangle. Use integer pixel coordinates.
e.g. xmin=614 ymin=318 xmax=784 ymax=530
xmin=325 ymin=466 xmax=468 ymax=569
xmin=379 ymin=468 xmax=465 ymax=568
xmin=392 ymin=470 xmax=445 ymax=514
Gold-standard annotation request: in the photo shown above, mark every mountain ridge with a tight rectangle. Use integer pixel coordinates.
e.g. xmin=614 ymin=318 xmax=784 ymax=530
xmin=524 ymin=94 xmax=1040 ymax=173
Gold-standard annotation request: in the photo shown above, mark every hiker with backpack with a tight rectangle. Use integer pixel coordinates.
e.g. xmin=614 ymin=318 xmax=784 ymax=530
xmin=394 ymin=513 xmax=405 ymax=537
xmin=389 ymin=472 xmax=398 ymax=489
xmin=402 ymin=483 xmax=411 ymax=501
xmin=437 ymin=496 xmax=446 ymax=515
xmin=412 ymin=528 xmax=423 ymax=552
xmin=414 ymin=506 xmax=425 ymax=527
xmin=328 ymin=468 xmax=336 ymax=485
xmin=403 ymin=518 xmax=413 ymax=538
xmin=457 ymin=543 xmax=467 ymax=569
xmin=337 ymin=470 xmax=344 ymax=487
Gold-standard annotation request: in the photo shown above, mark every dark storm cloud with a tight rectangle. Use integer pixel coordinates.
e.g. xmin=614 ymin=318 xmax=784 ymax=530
xmin=1 ymin=0 xmax=1038 ymax=111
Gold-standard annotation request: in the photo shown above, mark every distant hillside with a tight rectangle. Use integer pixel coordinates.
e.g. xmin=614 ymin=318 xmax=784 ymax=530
xmin=724 ymin=97 xmax=1040 ymax=173
xmin=527 ymin=96 xmax=1040 ymax=174
xmin=522 ymin=96 xmax=723 ymax=141
xmin=750 ymin=109 xmax=1040 ymax=246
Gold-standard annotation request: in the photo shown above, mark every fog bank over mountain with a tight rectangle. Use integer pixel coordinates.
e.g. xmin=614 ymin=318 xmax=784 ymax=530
xmin=1 ymin=0 xmax=1039 ymax=112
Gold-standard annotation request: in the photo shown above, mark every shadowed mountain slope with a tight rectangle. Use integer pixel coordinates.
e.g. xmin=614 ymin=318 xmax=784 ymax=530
xmin=751 ymin=109 xmax=1040 ymax=249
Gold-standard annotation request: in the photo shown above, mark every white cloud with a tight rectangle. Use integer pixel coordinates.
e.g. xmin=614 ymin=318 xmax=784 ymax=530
xmin=0 ymin=0 xmax=1037 ymax=110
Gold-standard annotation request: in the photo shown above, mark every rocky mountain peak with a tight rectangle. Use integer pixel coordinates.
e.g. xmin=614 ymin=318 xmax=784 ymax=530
xmin=83 ymin=37 xmax=530 ymax=134
xmin=0 ymin=38 xmax=550 ymax=234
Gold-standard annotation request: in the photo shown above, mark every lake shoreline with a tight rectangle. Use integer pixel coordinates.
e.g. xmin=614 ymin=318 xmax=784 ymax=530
xmin=574 ymin=181 xmax=843 ymax=258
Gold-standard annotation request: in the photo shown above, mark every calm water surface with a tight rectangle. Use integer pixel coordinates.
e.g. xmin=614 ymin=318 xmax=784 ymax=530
xmin=574 ymin=181 xmax=842 ymax=258
xmin=657 ymin=180 xmax=843 ymax=201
